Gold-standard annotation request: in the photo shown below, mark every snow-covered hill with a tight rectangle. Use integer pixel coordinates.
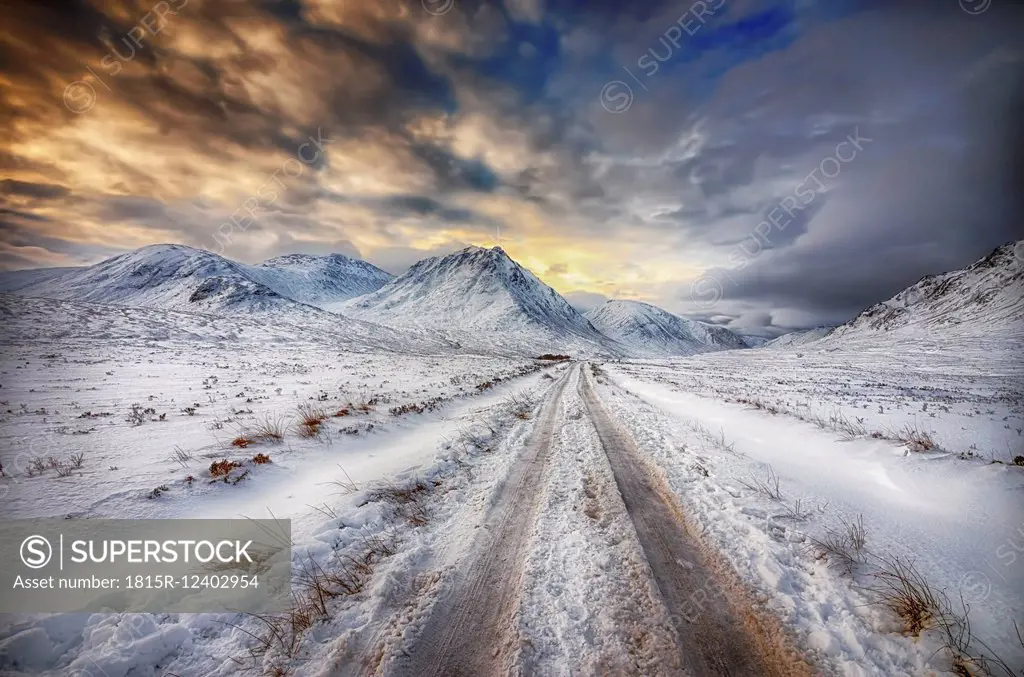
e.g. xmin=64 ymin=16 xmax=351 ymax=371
xmin=0 ymin=245 xmax=452 ymax=353
xmin=343 ymin=246 xmax=615 ymax=356
xmin=0 ymin=292 xmax=455 ymax=354
xmin=1 ymin=244 xmax=392 ymax=314
xmin=826 ymin=240 xmax=1024 ymax=342
xmin=4 ymin=244 xmax=285 ymax=313
xmin=254 ymin=253 xmax=393 ymax=309
xmin=761 ymin=327 xmax=834 ymax=350
xmin=584 ymin=300 xmax=747 ymax=357
xmin=738 ymin=335 xmax=771 ymax=348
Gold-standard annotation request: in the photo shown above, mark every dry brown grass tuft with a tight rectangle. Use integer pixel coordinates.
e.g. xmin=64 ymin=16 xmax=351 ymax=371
xmin=235 ymin=530 xmax=397 ymax=667
xmin=210 ymin=459 xmax=242 ymax=477
xmin=894 ymin=424 xmax=936 ymax=452
xmin=295 ymin=403 xmax=329 ymax=438
xmin=810 ymin=514 xmax=867 ymax=575
xmin=869 ymin=555 xmax=943 ymax=636
xmin=503 ymin=391 xmax=535 ymax=420
xmin=368 ymin=479 xmax=434 ymax=526
xmin=738 ymin=464 xmax=783 ymax=500
xmin=252 ymin=415 xmax=287 ymax=443
xmin=809 ymin=516 xmax=1023 ymax=675
xmin=735 ymin=397 xmax=781 ymax=415
xmin=251 ymin=453 xmax=272 ymax=465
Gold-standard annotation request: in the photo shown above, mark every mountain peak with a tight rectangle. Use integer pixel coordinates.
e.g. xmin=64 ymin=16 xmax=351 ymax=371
xmin=586 ymin=298 xmax=747 ymax=356
xmin=262 ymin=252 xmax=364 ymax=266
xmin=343 ymin=244 xmax=611 ymax=354
xmin=455 ymin=244 xmax=509 ymax=258
xmin=133 ymin=243 xmax=210 ymax=257
xmin=6 ymin=244 xmax=393 ymax=314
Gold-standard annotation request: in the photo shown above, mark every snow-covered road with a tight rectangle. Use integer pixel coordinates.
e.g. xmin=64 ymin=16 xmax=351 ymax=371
xmin=579 ymin=368 xmax=814 ymax=677
xmin=384 ymin=365 xmax=575 ymax=676
xmin=375 ymin=364 xmax=817 ymax=676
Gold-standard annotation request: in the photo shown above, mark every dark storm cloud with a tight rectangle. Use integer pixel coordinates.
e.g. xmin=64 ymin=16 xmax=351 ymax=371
xmin=0 ymin=208 xmax=50 ymax=225
xmin=1 ymin=0 xmax=488 ymax=183
xmin=0 ymin=218 xmax=118 ymax=263
xmin=568 ymin=1 xmax=1024 ymax=328
xmin=407 ymin=143 xmax=500 ymax=193
xmin=375 ymin=195 xmax=484 ymax=224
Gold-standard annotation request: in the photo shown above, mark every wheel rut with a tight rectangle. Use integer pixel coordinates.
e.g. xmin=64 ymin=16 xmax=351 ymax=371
xmin=579 ymin=366 xmax=817 ymax=677
xmin=383 ymin=364 xmax=578 ymax=677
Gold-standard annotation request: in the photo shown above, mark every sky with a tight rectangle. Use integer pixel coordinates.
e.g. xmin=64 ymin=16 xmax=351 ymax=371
xmin=1 ymin=0 xmax=1022 ymax=338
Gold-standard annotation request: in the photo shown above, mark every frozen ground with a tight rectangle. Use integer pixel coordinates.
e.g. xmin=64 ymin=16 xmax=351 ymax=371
xmin=616 ymin=333 xmax=1024 ymax=463
xmin=0 ymin=327 xmax=537 ymax=521
xmin=601 ymin=334 xmax=1024 ymax=675
xmin=0 ymin=296 xmax=555 ymax=676
xmin=0 ymin=295 xmax=1021 ymax=677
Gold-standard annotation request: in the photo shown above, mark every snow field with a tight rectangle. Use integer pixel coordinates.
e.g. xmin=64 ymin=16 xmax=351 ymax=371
xmin=0 ymin=338 xmax=535 ymax=520
xmin=620 ymin=335 xmax=1024 ymax=464
xmin=598 ymin=363 xmax=1024 ymax=676
xmin=0 ymin=340 xmax=565 ymax=675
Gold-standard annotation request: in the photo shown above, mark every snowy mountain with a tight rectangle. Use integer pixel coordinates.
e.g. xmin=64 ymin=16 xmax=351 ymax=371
xmin=343 ymin=246 xmax=615 ymax=355
xmin=0 ymin=244 xmax=454 ymax=352
xmin=761 ymin=327 xmax=834 ymax=350
xmin=584 ymin=300 xmax=747 ymax=357
xmin=1 ymin=244 xmax=392 ymax=314
xmin=3 ymin=244 xmax=283 ymax=313
xmin=255 ymin=253 xmax=393 ymax=310
xmin=826 ymin=240 xmax=1024 ymax=342
xmin=739 ymin=335 xmax=771 ymax=348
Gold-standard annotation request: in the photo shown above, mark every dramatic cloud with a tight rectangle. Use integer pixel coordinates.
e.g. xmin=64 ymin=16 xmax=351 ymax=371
xmin=1 ymin=0 xmax=1021 ymax=333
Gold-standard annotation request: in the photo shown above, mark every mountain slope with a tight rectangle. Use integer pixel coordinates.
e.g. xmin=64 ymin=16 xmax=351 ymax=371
xmin=2 ymin=244 xmax=450 ymax=352
xmin=343 ymin=246 xmax=615 ymax=355
xmin=253 ymin=253 xmax=393 ymax=309
xmin=8 ymin=244 xmax=293 ymax=314
xmin=0 ymin=293 xmax=453 ymax=354
xmin=4 ymin=244 xmax=393 ymax=314
xmin=826 ymin=240 xmax=1024 ymax=342
xmin=739 ymin=335 xmax=771 ymax=348
xmin=584 ymin=300 xmax=747 ymax=357
xmin=761 ymin=327 xmax=834 ymax=350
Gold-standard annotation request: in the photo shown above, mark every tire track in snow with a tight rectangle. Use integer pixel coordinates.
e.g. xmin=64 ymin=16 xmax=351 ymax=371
xmin=382 ymin=364 xmax=578 ymax=677
xmin=580 ymin=366 xmax=817 ymax=677
xmin=515 ymin=373 xmax=685 ymax=676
